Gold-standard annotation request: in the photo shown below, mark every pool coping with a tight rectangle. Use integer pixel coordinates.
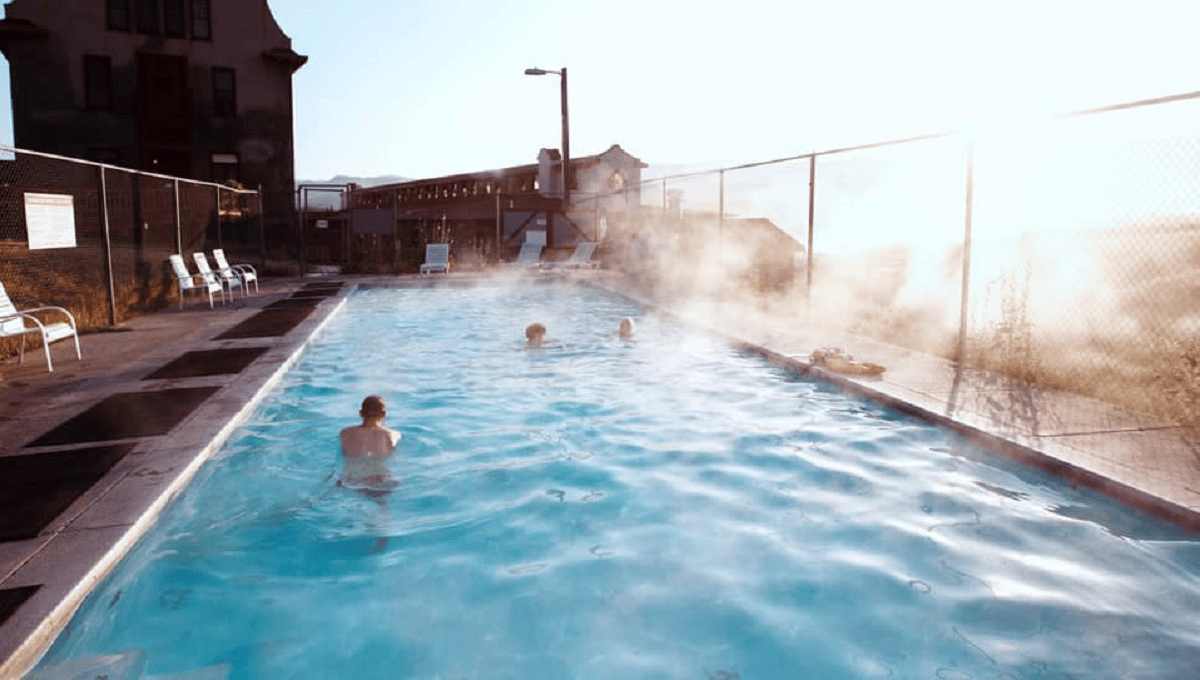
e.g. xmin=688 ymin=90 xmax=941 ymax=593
xmin=0 ymin=280 xmax=351 ymax=678
xmin=2 ymin=269 xmax=1199 ymax=677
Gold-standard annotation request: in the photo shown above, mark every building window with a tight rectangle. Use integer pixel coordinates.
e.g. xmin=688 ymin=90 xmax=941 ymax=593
xmin=84 ymin=56 xmax=113 ymax=110
xmin=136 ymin=0 xmax=159 ymax=34
xmin=106 ymin=0 xmax=130 ymax=31
xmin=211 ymin=153 xmax=239 ymax=184
xmin=163 ymin=0 xmax=186 ymax=37
xmin=192 ymin=0 xmax=211 ymax=40
xmin=212 ymin=67 xmax=236 ymax=116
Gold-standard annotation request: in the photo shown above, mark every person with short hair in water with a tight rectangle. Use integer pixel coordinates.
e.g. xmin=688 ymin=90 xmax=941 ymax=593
xmin=525 ymin=322 xmax=547 ymax=348
xmin=339 ymin=395 xmax=402 ymax=495
xmin=617 ymin=317 xmax=636 ymax=340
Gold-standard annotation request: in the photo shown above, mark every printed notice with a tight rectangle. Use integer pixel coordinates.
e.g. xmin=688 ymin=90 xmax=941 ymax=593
xmin=24 ymin=193 xmax=77 ymax=249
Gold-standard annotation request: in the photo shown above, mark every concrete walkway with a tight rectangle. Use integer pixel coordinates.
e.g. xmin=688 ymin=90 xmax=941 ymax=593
xmin=1 ymin=270 xmax=1198 ymax=678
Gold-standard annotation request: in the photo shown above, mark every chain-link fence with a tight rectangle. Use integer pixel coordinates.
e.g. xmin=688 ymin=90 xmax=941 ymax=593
xmin=601 ymin=92 xmax=1200 ymax=430
xmin=0 ymin=146 xmax=261 ymax=360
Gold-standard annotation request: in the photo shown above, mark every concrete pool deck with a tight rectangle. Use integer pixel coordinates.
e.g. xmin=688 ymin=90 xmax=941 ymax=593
xmin=1 ymin=269 xmax=1198 ymax=677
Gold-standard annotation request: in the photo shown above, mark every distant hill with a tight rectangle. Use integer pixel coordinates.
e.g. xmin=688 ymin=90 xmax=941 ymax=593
xmin=296 ymin=174 xmax=410 ymax=188
xmin=295 ymin=175 xmax=410 ymax=210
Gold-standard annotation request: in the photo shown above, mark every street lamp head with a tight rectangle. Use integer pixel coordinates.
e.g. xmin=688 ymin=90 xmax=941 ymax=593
xmin=524 ymin=68 xmax=548 ymax=76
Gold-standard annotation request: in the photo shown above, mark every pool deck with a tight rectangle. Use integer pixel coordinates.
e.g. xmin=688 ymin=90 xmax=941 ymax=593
xmin=2 ymin=269 xmax=1199 ymax=677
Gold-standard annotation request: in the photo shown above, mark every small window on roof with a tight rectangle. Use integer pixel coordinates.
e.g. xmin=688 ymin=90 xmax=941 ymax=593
xmin=608 ymin=171 xmax=626 ymax=191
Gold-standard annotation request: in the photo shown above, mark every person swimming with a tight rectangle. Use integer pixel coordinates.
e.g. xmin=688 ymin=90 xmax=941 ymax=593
xmin=525 ymin=322 xmax=547 ymax=348
xmin=339 ymin=394 xmax=402 ymax=495
xmin=617 ymin=317 xmax=635 ymax=340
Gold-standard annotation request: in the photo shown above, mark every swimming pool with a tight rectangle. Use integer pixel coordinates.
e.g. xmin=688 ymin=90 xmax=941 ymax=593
xmin=30 ymin=281 xmax=1200 ymax=679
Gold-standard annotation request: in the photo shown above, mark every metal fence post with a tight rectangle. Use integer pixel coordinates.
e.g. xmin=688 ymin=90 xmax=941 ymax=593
xmin=806 ymin=155 xmax=816 ymax=295
xmin=392 ymin=189 xmax=400 ymax=274
xmin=173 ymin=178 xmax=182 ymax=254
xmin=494 ymin=192 xmax=502 ymax=263
xmin=214 ymin=185 xmax=223 ymax=250
xmin=99 ymin=165 xmax=118 ymax=326
xmin=257 ymin=185 xmax=267 ymax=270
xmin=957 ymin=143 xmax=976 ymax=366
xmin=718 ymin=169 xmax=725 ymax=271
xmin=298 ymin=188 xmax=308 ymax=277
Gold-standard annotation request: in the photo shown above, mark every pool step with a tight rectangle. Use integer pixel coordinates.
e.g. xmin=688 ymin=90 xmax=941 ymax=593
xmin=26 ymin=649 xmax=230 ymax=680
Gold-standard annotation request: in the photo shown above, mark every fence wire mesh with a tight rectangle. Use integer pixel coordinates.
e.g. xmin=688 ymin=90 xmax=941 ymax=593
xmin=612 ymin=94 xmax=1200 ymax=430
xmin=0 ymin=147 xmax=261 ymax=362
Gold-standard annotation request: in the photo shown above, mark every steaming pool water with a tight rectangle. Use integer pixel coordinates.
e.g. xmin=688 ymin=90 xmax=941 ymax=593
xmin=30 ymin=281 xmax=1200 ymax=679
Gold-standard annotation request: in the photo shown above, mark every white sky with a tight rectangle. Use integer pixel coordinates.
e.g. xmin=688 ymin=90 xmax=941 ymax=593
xmin=2 ymin=0 xmax=1199 ymax=181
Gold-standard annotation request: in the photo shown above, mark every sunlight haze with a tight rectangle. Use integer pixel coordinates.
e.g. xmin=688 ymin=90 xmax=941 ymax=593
xmin=3 ymin=0 xmax=1198 ymax=180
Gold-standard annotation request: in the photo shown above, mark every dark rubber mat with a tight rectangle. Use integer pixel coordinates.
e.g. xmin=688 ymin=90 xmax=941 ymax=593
xmin=143 ymin=347 xmax=268 ymax=380
xmin=302 ymin=281 xmax=344 ymax=289
xmin=290 ymin=288 xmax=341 ymax=299
xmin=0 ymin=585 xmax=41 ymax=625
xmin=26 ymin=387 xmax=220 ymax=448
xmin=213 ymin=307 xmax=314 ymax=339
xmin=265 ymin=297 xmax=321 ymax=310
xmin=0 ymin=444 xmax=135 ymax=541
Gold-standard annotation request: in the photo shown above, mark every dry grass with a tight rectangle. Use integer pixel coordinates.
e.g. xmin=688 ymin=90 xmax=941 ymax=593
xmin=1 ymin=242 xmax=178 ymax=362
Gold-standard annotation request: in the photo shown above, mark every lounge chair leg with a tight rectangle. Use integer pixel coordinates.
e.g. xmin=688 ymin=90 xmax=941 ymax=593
xmin=43 ymin=339 xmax=53 ymax=372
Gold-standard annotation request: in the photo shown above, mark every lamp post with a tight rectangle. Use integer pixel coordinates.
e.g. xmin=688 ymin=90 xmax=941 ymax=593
xmin=524 ymin=66 xmax=569 ymax=203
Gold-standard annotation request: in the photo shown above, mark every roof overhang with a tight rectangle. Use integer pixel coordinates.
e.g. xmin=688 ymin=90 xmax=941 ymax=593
xmin=263 ymin=47 xmax=308 ymax=73
xmin=0 ymin=18 xmax=49 ymax=47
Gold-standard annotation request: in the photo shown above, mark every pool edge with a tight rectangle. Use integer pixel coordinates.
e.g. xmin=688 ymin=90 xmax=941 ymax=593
xmin=0 ymin=291 xmax=351 ymax=679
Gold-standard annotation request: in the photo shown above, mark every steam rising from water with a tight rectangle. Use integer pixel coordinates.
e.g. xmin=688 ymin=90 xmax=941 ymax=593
xmin=610 ymin=102 xmax=1200 ymax=425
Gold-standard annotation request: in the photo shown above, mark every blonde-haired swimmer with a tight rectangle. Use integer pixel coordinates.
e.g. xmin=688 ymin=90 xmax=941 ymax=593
xmin=339 ymin=394 xmax=402 ymax=496
xmin=525 ymin=322 xmax=547 ymax=348
xmin=618 ymin=317 xmax=635 ymax=339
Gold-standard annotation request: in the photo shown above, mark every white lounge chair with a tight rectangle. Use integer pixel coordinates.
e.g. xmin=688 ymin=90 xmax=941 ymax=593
xmin=194 ymin=251 xmax=242 ymax=300
xmin=213 ymin=248 xmax=259 ymax=293
xmin=169 ymin=254 xmax=222 ymax=308
xmin=0 ymin=280 xmax=81 ymax=372
xmin=512 ymin=242 xmax=543 ymax=268
xmin=420 ymin=243 xmax=450 ymax=275
xmin=552 ymin=242 xmax=599 ymax=269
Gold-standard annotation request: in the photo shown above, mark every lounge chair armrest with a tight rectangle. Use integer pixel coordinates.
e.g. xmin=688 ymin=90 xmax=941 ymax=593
xmin=13 ymin=305 xmax=78 ymax=329
xmin=0 ymin=310 xmax=48 ymax=332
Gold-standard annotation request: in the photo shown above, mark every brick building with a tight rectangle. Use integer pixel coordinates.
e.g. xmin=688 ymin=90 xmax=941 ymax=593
xmin=0 ymin=0 xmax=305 ymax=246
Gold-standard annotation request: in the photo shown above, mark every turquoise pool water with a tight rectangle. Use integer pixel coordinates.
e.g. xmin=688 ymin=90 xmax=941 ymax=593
xmin=31 ymin=282 xmax=1200 ymax=679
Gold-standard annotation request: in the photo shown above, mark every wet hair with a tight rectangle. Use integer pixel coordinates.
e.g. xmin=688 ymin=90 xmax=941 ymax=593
xmin=360 ymin=395 xmax=386 ymax=417
xmin=525 ymin=322 xmax=546 ymax=341
xmin=618 ymin=317 xmax=635 ymax=338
